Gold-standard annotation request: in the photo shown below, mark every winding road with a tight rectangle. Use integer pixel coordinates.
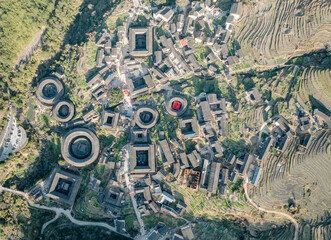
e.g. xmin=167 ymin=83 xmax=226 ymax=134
xmin=243 ymin=182 xmax=299 ymax=240
xmin=0 ymin=185 xmax=131 ymax=238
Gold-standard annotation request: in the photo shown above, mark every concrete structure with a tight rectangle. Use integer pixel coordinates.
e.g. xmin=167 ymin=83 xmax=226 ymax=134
xmin=134 ymin=105 xmax=159 ymax=129
xmin=82 ymin=108 xmax=98 ymax=122
xmin=165 ymin=95 xmax=188 ymax=117
xmin=52 ymin=100 xmax=75 ymax=123
xmin=200 ymin=159 xmax=210 ymax=191
xmin=199 ymin=100 xmax=212 ymax=122
xmin=46 ymin=168 xmax=82 ymax=206
xmin=61 ymin=128 xmax=100 ymax=167
xmin=149 ymin=201 xmax=160 ymax=213
xmin=129 ymin=27 xmax=153 ymax=57
xmin=36 ymin=76 xmax=64 ymax=107
xmin=0 ymin=113 xmax=28 ymax=162
xmin=160 ymin=205 xmax=178 ymax=217
xmin=173 ymin=233 xmax=184 ymax=240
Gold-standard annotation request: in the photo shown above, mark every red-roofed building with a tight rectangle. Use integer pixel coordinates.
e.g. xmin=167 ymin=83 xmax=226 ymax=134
xmin=179 ymin=39 xmax=188 ymax=47
xmin=172 ymin=101 xmax=182 ymax=111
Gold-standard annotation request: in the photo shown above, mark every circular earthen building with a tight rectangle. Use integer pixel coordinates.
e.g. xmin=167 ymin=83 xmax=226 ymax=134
xmin=134 ymin=105 xmax=159 ymax=129
xmin=165 ymin=95 xmax=188 ymax=117
xmin=52 ymin=100 xmax=75 ymax=123
xmin=61 ymin=128 xmax=100 ymax=167
xmin=36 ymin=77 xmax=64 ymax=107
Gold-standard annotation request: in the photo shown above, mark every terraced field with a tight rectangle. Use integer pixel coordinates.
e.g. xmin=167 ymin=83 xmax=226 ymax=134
xmin=252 ymin=130 xmax=331 ymax=239
xmin=298 ymin=68 xmax=331 ymax=111
xmin=235 ymin=0 xmax=331 ymax=61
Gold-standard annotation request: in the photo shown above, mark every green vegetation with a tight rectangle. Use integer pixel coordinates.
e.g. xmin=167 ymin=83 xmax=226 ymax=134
xmin=0 ymin=0 xmax=55 ymax=79
xmin=1 ymin=0 xmax=83 ymax=110
xmin=145 ymin=57 xmax=153 ymax=67
xmin=170 ymin=183 xmax=251 ymax=219
xmin=0 ymin=192 xmax=53 ymax=239
xmin=194 ymin=43 xmax=207 ymax=68
xmin=108 ymin=87 xmax=124 ymax=107
xmin=143 ymin=214 xmax=186 ymax=229
xmin=116 ymin=13 xmax=129 ymax=27
xmin=215 ymin=0 xmax=235 ymax=11
xmin=132 ymin=14 xmax=148 ymax=27
xmin=229 ymin=179 xmax=243 ymax=193
xmin=0 ymin=0 xmax=122 ymax=236
xmin=3 ymin=130 xmax=62 ymax=192
xmin=232 ymin=60 xmax=251 ymax=71
xmin=113 ymin=134 xmax=128 ymax=162
xmin=185 ymin=140 xmax=196 ymax=153
xmin=183 ymin=76 xmax=218 ymax=96
xmin=43 ymin=217 xmax=128 ymax=240
xmin=155 ymin=27 xmax=165 ymax=36
xmin=213 ymin=16 xmax=226 ymax=27
xmin=226 ymin=113 xmax=245 ymax=141
xmin=222 ymin=139 xmax=249 ymax=155
xmin=125 ymin=215 xmax=139 ymax=236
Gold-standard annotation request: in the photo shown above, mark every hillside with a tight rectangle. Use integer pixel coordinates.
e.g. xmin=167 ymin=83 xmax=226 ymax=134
xmin=234 ymin=0 xmax=331 ymax=63
xmin=0 ymin=0 xmax=55 ymax=79
xmin=252 ymin=130 xmax=331 ymax=239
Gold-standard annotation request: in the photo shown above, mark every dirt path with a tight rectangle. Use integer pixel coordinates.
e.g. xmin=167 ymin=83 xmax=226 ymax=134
xmin=243 ymin=182 xmax=299 ymax=240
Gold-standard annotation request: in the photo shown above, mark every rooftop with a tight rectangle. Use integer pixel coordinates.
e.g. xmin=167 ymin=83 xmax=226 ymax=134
xmin=46 ymin=168 xmax=82 ymax=206
xmin=61 ymin=128 xmax=100 ymax=167
xmin=130 ymin=144 xmax=156 ymax=175
xmin=129 ymin=27 xmax=153 ymax=57
xmin=100 ymin=110 xmax=120 ymax=130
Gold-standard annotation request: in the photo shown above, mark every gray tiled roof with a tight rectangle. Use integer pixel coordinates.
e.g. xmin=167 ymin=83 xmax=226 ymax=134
xmin=207 ymin=162 xmax=221 ymax=194
xmin=160 ymin=139 xmax=175 ymax=165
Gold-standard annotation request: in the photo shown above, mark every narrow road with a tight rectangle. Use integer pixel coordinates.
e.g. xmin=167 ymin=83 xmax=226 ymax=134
xmin=0 ymin=185 xmax=131 ymax=238
xmin=243 ymin=183 xmax=299 ymax=240
xmin=41 ymin=214 xmax=60 ymax=234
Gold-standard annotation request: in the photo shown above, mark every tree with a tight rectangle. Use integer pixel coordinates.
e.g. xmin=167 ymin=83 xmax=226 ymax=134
xmin=108 ymin=88 xmax=124 ymax=107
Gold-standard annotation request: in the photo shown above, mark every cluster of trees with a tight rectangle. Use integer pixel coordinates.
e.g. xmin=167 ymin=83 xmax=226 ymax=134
xmin=0 ymin=192 xmax=53 ymax=239
xmin=108 ymin=87 xmax=124 ymax=107
xmin=0 ymin=0 xmax=121 ymax=111
xmin=0 ymin=0 xmax=84 ymax=111
xmin=0 ymin=0 xmax=55 ymax=80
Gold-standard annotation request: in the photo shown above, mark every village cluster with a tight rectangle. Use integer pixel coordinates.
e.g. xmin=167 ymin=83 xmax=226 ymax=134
xmin=1 ymin=1 xmax=330 ymax=239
